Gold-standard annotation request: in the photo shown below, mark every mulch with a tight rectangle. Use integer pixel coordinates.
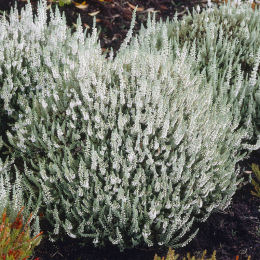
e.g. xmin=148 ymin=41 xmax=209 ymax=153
xmin=0 ymin=0 xmax=259 ymax=259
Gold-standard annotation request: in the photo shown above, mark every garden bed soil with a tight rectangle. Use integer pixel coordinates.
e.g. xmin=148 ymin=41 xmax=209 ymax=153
xmin=0 ymin=0 xmax=259 ymax=259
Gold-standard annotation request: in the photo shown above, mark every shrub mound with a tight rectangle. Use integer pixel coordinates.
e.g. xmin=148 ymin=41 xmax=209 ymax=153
xmin=1 ymin=0 xmax=259 ymax=253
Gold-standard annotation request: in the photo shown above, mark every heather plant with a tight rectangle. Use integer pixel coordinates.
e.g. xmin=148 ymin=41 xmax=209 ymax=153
xmin=251 ymin=163 xmax=260 ymax=198
xmin=0 ymin=207 xmax=43 ymax=260
xmin=130 ymin=0 xmax=260 ymax=138
xmin=4 ymin=1 xmax=255 ymax=253
xmin=9 ymin=45 xmax=249 ymax=250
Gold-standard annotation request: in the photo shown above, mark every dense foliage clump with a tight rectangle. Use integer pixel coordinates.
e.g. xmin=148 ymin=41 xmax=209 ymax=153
xmin=0 ymin=156 xmax=41 ymax=238
xmin=0 ymin=206 xmax=43 ymax=260
xmin=0 ymin=0 xmax=100 ymax=156
xmin=0 ymin=0 xmax=259 ymax=253
xmin=132 ymin=0 xmax=260 ymax=138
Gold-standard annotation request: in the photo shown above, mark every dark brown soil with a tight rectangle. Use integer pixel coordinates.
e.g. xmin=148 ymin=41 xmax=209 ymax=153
xmin=0 ymin=0 xmax=260 ymax=259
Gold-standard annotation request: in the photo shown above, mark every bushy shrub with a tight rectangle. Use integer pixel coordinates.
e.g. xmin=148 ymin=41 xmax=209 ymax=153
xmin=4 ymin=0 xmax=255 ymax=252
xmin=0 ymin=207 xmax=43 ymax=260
xmin=130 ymin=0 xmax=260 ymax=139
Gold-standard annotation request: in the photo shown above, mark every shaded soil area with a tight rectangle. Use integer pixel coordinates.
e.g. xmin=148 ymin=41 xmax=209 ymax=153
xmin=0 ymin=0 xmax=260 ymax=259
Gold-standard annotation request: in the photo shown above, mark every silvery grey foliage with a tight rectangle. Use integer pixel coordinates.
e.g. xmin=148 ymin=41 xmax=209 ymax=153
xmin=0 ymin=0 xmax=99 ymax=238
xmin=0 ymin=0 xmax=97 ymax=154
xmin=0 ymin=157 xmax=41 ymax=237
xmin=131 ymin=0 xmax=260 ymax=138
xmin=0 ymin=127 xmax=41 ymax=237
xmin=4 ymin=0 xmax=255 ymax=251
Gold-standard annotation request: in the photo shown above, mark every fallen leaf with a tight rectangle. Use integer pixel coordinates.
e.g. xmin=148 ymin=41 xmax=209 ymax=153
xmin=73 ymin=0 xmax=86 ymax=5
xmin=88 ymin=10 xmax=100 ymax=16
xmin=159 ymin=5 xmax=168 ymax=10
xmin=144 ymin=8 xmax=154 ymax=12
xmin=127 ymin=2 xmax=144 ymax=12
xmin=72 ymin=1 xmax=89 ymax=10
xmin=110 ymin=14 xmax=120 ymax=18
xmin=143 ymin=8 xmax=160 ymax=14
